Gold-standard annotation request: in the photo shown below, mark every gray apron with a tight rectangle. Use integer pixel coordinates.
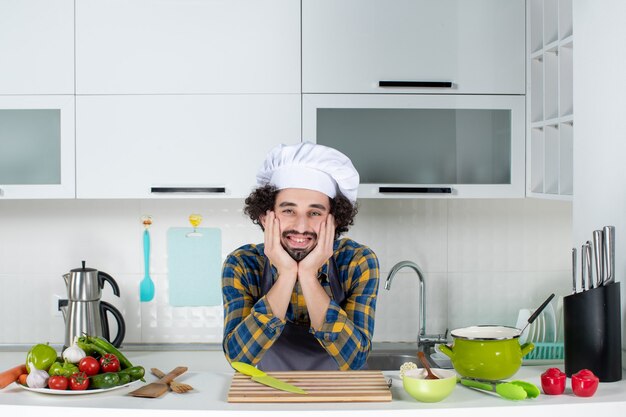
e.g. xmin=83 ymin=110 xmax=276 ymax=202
xmin=257 ymin=257 xmax=346 ymax=371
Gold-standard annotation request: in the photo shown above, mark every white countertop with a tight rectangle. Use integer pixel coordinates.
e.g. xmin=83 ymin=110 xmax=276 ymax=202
xmin=1 ymin=350 xmax=625 ymax=417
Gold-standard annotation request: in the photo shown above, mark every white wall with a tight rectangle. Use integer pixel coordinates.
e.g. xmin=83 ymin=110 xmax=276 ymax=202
xmin=0 ymin=198 xmax=571 ymax=345
xmin=573 ymin=1 xmax=626 ymax=356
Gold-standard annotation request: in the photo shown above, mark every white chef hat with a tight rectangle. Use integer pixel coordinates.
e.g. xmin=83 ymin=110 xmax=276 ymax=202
xmin=256 ymin=142 xmax=359 ymax=204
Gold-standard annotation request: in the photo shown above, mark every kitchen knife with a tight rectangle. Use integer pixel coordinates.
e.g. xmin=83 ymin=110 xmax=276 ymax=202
xmin=585 ymin=241 xmax=594 ymax=289
xmin=592 ymin=230 xmax=605 ymax=288
xmin=231 ymin=361 xmax=307 ymax=395
xmin=571 ymin=248 xmax=577 ymax=293
xmin=603 ymin=226 xmax=615 ymax=285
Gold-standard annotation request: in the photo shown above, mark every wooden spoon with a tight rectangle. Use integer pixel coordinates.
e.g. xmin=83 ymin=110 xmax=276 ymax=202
xmin=417 ymin=351 xmax=439 ymax=380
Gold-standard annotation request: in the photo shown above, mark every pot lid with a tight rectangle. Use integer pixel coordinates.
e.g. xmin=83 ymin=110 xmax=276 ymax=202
xmin=451 ymin=325 xmax=520 ymax=340
xmin=70 ymin=260 xmax=97 ymax=273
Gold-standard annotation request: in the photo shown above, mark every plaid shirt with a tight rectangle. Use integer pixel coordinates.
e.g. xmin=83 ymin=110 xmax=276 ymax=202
xmin=222 ymin=238 xmax=379 ymax=370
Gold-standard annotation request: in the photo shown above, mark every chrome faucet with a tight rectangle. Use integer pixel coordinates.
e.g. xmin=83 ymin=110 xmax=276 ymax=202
xmin=384 ymin=260 xmax=448 ymax=350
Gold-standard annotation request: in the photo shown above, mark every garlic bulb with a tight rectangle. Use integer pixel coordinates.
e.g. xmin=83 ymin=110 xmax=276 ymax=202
xmin=26 ymin=362 xmax=49 ymax=388
xmin=62 ymin=337 xmax=86 ymax=363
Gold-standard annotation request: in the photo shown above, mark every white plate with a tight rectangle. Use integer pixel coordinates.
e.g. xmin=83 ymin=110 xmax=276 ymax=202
xmin=543 ymin=300 xmax=557 ymax=343
xmin=15 ymin=379 xmax=141 ymax=395
xmin=537 ymin=312 xmax=546 ymax=343
xmin=515 ymin=309 xmax=532 ymax=343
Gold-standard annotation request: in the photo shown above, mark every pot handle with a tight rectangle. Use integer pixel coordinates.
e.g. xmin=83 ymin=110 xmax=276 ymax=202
xmin=437 ymin=344 xmax=455 ymax=359
xmin=520 ymin=342 xmax=535 ymax=357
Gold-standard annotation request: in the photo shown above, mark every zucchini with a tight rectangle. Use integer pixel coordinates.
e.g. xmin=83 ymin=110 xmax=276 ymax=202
xmin=90 ymin=372 xmax=120 ymax=389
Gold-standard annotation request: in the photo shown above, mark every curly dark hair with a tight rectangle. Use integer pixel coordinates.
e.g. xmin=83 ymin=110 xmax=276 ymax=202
xmin=243 ymin=185 xmax=358 ymax=239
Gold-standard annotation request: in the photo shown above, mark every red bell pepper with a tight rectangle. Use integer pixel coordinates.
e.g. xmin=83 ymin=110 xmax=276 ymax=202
xmin=541 ymin=367 xmax=566 ymax=395
xmin=571 ymin=369 xmax=599 ymax=397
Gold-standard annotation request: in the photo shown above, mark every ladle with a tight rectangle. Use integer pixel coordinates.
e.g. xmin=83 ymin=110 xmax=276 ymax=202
xmin=417 ymin=351 xmax=439 ymax=380
xmin=518 ymin=293 xmax=555 ymax=336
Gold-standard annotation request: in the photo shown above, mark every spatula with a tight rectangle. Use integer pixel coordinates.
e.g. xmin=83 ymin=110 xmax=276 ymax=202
xmin=417 ymin=351 xmax=439 ymax=380
xmin=139 ymin=226 xmax=155 ymax=302
xmin=128 ymin=366 xmax=187 ymax=398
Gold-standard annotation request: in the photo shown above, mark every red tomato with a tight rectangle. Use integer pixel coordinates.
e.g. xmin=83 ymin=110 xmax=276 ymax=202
xmin=99 ymin=353 xmax=120 ymax=373
xmin=541 ymin=367 xmax=566 ymax=395
xmin=572 ymin=369 xmax=599 ymax=397
xmin=48 ymin=375 xmax=69 ymax=390
xmin=69 ymin=371 xmax=90 ymax=390
xmin=78 ymin=356 xmax=100 ymax=376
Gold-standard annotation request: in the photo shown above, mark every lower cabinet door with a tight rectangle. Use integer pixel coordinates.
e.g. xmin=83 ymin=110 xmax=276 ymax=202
xmin=76 ymin=94 xmax=301 ymax=198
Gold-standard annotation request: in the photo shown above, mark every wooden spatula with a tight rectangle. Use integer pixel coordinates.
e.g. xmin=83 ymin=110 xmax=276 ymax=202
xmin=128 ymin=366 xmax=188 ymax=398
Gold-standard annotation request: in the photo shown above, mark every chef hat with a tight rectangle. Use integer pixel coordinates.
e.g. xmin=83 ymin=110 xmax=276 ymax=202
xmin=256 ymin=142 xmax=359 ymax=204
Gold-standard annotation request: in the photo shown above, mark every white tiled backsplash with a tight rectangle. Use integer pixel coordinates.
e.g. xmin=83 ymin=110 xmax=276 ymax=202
xmin=0 ymin=198 xmax=571 ymax=345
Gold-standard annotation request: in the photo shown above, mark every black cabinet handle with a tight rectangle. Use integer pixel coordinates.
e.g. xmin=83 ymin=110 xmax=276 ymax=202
xmin=379 ymin=187 xmax=452 ymax=194
xmin=379 ymin=81 xmax=453 ymax=88
xmin=151 ymin=187 xmax=226 ymax=194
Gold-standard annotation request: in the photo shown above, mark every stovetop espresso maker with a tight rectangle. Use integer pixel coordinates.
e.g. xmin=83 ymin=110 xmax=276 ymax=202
xmin=58 ymin=261 xmax=126 ymax=349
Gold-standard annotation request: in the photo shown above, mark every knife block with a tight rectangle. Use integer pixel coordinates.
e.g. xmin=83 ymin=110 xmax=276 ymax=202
xmin=563 ymin=282 xmax=622 ymax=382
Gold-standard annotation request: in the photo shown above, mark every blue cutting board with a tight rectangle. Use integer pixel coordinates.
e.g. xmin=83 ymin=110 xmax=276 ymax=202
xmin=167 ymin=227 xmax=222 ymax=307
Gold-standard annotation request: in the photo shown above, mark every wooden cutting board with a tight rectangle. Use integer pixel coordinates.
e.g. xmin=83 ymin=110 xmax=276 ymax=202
xmin=227 ymin=370 xmax=392 ymax=403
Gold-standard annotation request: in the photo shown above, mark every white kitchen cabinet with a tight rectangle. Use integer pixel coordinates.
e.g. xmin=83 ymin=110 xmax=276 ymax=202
xmin=303 ymin=94 xmax=526 ymax=199
xmin=0 ymin=0 xmax=74 ymax=94
xmin=75 ymin=0 xmax=300 ymax=94
xmin=527 ymin=0 xmax=573 ymax=199
xmin=0 ymin=96 xmax=75 ymax=198
xmin=302 ymin=0 xmax=526 ymax=95
xmin=76 ymin=94 xmax=300 ymax=198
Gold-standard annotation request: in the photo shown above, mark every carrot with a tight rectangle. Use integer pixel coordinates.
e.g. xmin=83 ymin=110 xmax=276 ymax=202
xmin=0 ymin=364 xmax=28 ymax=389
xmin=17 ymin=374 xmax=28 ymax=386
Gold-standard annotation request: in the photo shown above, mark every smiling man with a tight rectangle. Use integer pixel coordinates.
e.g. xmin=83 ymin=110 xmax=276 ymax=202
xmin=221 ymin=142 xmax=380 ymax=371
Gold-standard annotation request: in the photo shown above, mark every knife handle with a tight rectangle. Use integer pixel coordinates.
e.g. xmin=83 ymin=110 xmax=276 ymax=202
xmin=585 ymin=241 xmax=594 ymax=289
xmin=581 ymin=243 xmax=587 ymax=291
xmin=603 ymin=226 xmax=615 ymax=285
xmin=592 ymin=231 xmax=604 ymax=288
xmin=571 ymin=248 xmax=577 ymax=293
xmin=157 ymin=366 xmax=188 ymax=384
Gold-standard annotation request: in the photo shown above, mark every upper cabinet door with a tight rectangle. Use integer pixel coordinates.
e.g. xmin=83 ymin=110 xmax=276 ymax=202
xmin=76 ymin=94 xmax=300 ymax=199
xmin=0 ymin=95 xmax=75 ymax=199
xmin=0 ymin=0 xmax=74 ymax=94
xmin=76 ymin=0 xmax=300 ymax=94
xmin=303 ymin=0 xmax=525 ymax=94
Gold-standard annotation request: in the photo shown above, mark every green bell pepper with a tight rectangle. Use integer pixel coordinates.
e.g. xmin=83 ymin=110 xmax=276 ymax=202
xmin=25 ymin=343 xmax=58 ymax=372
xmin=48 ymin=361 xmax=79 ymax=377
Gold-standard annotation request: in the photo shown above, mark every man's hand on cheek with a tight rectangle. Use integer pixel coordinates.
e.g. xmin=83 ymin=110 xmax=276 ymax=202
xmin=297 ymin=214 xmax=336 ymax=278
xmin=262 ymin=210 xmax=297 ymax=277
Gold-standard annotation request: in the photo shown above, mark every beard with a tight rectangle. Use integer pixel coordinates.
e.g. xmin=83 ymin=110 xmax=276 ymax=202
xmin=282 ymin=230 xmax=317 ymax=262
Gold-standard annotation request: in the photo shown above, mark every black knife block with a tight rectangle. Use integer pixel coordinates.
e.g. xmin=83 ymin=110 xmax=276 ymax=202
xmin=563 ymin=282 xmax=622 ymax=382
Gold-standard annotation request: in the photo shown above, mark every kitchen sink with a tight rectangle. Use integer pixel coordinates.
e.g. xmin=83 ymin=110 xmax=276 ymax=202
xmin=366 ymin=352 xmax=418 ymax=370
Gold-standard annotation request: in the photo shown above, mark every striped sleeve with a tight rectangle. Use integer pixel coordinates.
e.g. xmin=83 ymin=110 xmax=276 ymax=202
xmin=313 ymin=246 xmax=380 ymax=370
xmin=221 ymin=252 xmax=285 ymax=365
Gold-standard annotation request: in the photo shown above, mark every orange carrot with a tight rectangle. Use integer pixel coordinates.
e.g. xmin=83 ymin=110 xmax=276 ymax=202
xmin=17 ymin=374 xmax=28 ymax=386
xmin=0 ymin=364 xmax=28 ymax=389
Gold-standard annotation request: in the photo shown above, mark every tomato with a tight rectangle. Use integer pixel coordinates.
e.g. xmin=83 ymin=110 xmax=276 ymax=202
xmin=572 ymin=369 xmax=599 ymax=397
xmin=78 ymin=356 xmax=100 ymax=376
xmin=541 ymin=367 xmax=566 ymax=395
xmin=48 ymin=375 xmax=69 ymax=390
xmin=99 ymin=353 xmax=120 ymax=373
xmin=69 ymin=371 xmax=89 ymax=390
